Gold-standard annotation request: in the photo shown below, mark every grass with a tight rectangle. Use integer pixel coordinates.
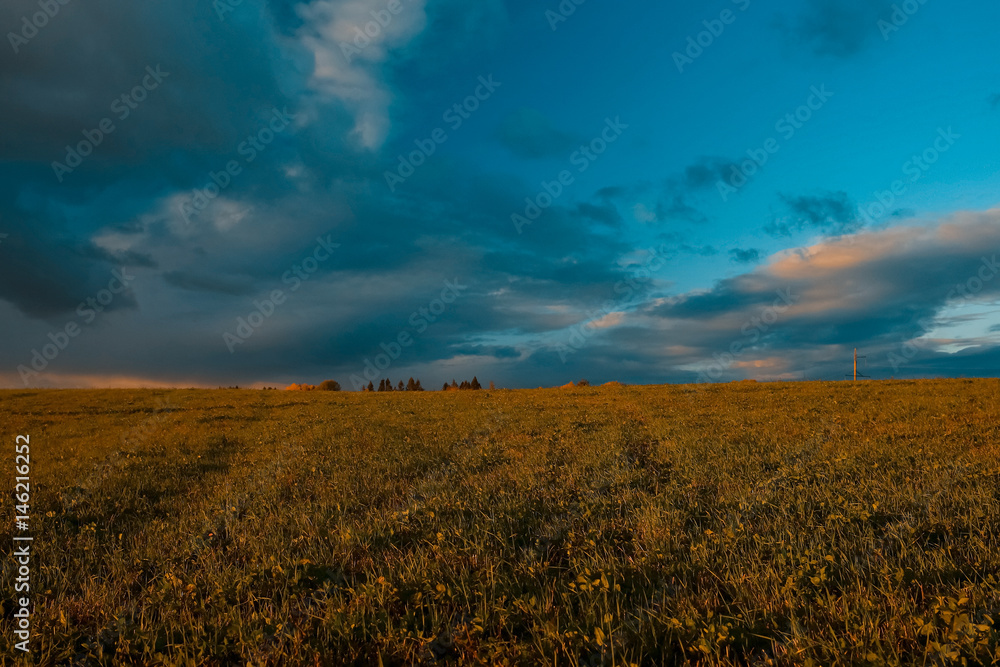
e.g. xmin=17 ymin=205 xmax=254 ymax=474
xmin=1 ymin=379 xmax=999 ymax=665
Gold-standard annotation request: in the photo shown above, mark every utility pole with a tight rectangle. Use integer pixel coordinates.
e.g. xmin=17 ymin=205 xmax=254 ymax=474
xmin=847 ymin=348 xmax=869 ymax=381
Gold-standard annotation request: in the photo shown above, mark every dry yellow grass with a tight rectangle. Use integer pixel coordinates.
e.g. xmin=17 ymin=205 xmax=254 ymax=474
xmin=1 ymin=379 xmax=998 ymax=665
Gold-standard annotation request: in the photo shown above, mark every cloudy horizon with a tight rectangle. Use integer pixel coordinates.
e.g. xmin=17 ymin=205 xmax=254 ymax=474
xmin=2 ymin=0 xmax=999 ymax=389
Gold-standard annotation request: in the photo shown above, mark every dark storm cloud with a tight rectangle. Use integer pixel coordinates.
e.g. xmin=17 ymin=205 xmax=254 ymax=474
xmin=0 ymin=0 xmax=327 ymax=319
xmin=729 ymin=248 xmax=761 ymax=264
xmin=0 ymin=208 xmax=152 ymax=319
xmin=162 ymin=271 xmax=256 ymax=297
xmin=777 ymin=0 xmax=894 ymax=57
xmin=496 ymin=108 xmax=582 ymax=160
xmin=766 ymin=191 xmax=862 ymax=237
xmin=0 ymin=0 xmax=303 ymax=167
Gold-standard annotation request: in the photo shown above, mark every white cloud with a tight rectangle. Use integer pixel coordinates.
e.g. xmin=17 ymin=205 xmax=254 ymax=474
xmin=296 ymin=0 xmax=428 ymax=149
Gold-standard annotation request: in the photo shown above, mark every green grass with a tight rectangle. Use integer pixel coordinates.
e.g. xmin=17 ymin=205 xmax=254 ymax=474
xmin=1 ymin=379 xmax=999 ymax=665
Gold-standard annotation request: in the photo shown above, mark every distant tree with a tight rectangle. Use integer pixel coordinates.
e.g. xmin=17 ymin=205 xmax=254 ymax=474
xmin=407 ymin=377 xmax=417 ymax=391
xmin=367 ymin=381 xmax=374 ymax=392
xmin=471 ymin=376 xmax=482 ymax=390
xmin=318 ymin=380 xmax=341 ymax=391
xmin=450 ymin=379 xmax=459 ymax=389
xmin=489 ymin=381 xmax=496 ymax=390
xmin=578 ymin=379 xmax=590 ymax=387
xmin=443 ymin=383 xmax=449 ymax=391
xmin=415 ymin=379 xmax=423 ymax=391
xmin=378 ymin=379 xmax=385 ymax=392
xmin=397 ymin=380 xmax=404 ymax=391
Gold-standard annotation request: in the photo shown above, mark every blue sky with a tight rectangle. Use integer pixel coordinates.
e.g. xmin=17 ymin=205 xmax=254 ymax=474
xmin=2 ymin=0 xmax=999 ymax=388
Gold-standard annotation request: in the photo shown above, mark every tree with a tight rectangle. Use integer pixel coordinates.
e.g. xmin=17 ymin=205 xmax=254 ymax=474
xmin=378 ymin=379 xmax=386 ymax=392
xmin=367 ymin=381 xmax=374 ymax=392
xmin=397 ymin=380 xmax=405 ymax=391
xmin=442 ymin=383 xmax=449 ymax=391
xmin=471 ymin=376 xmax=482 ymax=390
xmin=578 ymin=379 xmax=590 ymax=387
xmin=407 ymin=377 xmax=417 ymax=391
xmin=318 ymin=380 xmax=341 ymax=391
xmin=450 ymin=379 xmax=459 ymax=389
xmin=489 ymin=381 xmax=496 ymax=390
xmin=415 ymin=379 xmax=423 ymax=391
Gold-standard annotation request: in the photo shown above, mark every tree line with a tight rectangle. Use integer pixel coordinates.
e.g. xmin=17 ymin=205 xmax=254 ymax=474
xmin=361 ymin=376 xmax=493 ymax=392
xmin=287 ymin=377 xmax=498 ymax=392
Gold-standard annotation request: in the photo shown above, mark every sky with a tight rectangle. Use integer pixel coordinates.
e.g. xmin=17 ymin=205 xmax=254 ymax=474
xmin=1 ymin=0 xmax=999 ymax=389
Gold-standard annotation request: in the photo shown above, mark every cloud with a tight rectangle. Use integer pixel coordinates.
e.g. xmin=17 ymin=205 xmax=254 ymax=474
xmin=767 ymin=191 xmax=862 ymax=237
xmin=162 ymin=271 xmax=256 ymax=296
xmin=656 ymin=195 xmax=708 ymax=225
xmin=0 ymin=0 xmax=302 ymax=166
xmin=595 ymin=186 xmax=628 ymax=200
xmin=645 ymin=157 xmax=741 ymax=224
xmin=575 ymin=202 xmax=622 ymax=227
xmin=680 ymin=158 xmax=739 ymax=190
xmin=0 ymin=207 xmax=153 ymax=319
xmin=1 ymin=0 xmax=996 ymax=391
xmin=729 ymin=248 xmax=762 ymax=264
xmin=496 ymin=108 xmax=581 ymax=159
xmin=449 ymin=344 xmax=521 ymax=359
xmin=295 ymin=0 xmax=429 ymax=149
xmin=778 ymin=0 xmax=893 ymax=58
xmin=638 ymin=210 xmax=1000 ymax=380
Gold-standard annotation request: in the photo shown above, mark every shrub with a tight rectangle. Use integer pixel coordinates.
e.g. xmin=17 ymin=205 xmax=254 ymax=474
xmin=318 ymin=380 xmax=341 ymax=391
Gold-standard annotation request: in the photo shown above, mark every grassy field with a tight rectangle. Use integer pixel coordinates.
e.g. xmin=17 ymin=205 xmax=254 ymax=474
xmin=1 ymin=380 xmax=999 ymax=665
